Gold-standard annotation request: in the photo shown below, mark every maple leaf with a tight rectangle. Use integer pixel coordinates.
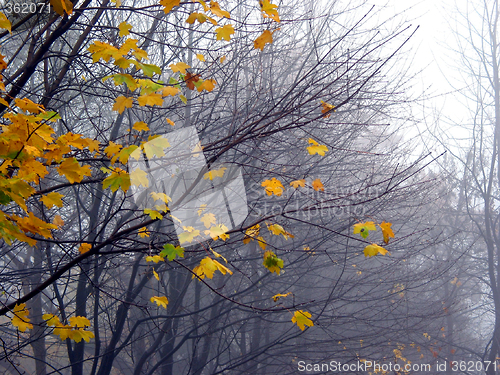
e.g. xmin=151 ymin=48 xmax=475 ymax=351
xmin=263 ymin=250 xmax=284 ymax=274
xmin=104 ymin=141 xmax=122 ymax=158
xmin=220 ymin=55 xmax=226 ymax=63
xmin=50 ymin=0 xmax=73 ymax=15
xmin=320 ymin=100 xmax=335 ymax=118
xmin=184 ymin=72 xmax=201 ymax=90
xmin=133 ymin=121 xmax=149 ymax=132
xmin=257 ymin=236 xmax=267 ymax=250
xmin=69 ymin=329 xmax=95 ymax=343
xmin=53 ymin=325 xmax=72 ymax=341
xmin=312 ymin=178 xmax=324 ymax=192
xmin=243 ymin=224 xmax=260 ymax=244
xmin=88 ymin=41 xmax=120 ymax=63
xmin=112 ymin=96 xmax=133 ymax=114
xmin=150 ymin=192 xmax=172 ymax=203
xmin=364 ymin=243 xmax=389 ymax=257
xmin=307 ymin=138 xmax=328 ymax=156
xmin=215 ymin=24 xmax=234 ymax=41
xmin=290 ymin=179 xmax=305 ymax=189
xmin=260 ymin=0 xmax=280 ymax=22
xmin=0 ymin=12 xmax=12 ymax=33
xmin=204 ymin=223 xmax=230 ymax=241
xmin=379 ymin=221 xmax=395 ymax=244
xmin=160 ymin=0 xmax=180 ymax=13
xmin=11 ymin=303 xmax=33 ymax=332
xmin=138 ymin=227 xmax=150 ymax=238
xmin=40 ymin=192 xmax=64 ymax=209
xmin=254 ymin=30 xmax=273 ymax=51
xmin=53 ymin=215 xmax=64 ymax=228
xmin=167 ymin=118 xmax=175 ymax=126
xmin=210 ymin=1 xmax=230 ymax=18
xmin=170 ymin=62 xmax=191 ymax=74
xmin=137 ymin=93 xmax=163 ymax=107
xmin=197 ymin=79 xmax=217 ymax=92
xmin=118 ymin=22 xmax=132 ymax=37
xmin=142 ymin=135 xmax=170 ymax=159
xmin=272 ymin=292 xmax=291 ymax=302
xmin=179 ymin=226 xmax=201 ymax=244
xmin=104 ymin=73 xmax=138 ymax=91
xmin=261 ymin=178 xmax=284 ymax=196
xmin=267 ymin=223 xmax=294 ymax=239
xmin=192 ymin=257 xmax=232 ymax=279
xmin=129 ymin=168 xmax=149 ymax=187
xmin=196 ymin=54 xmax=205 ymax=61
xmin=79 ymin=243 xmax=92 ymax=254
xmin=160 ymin=243 xmax=185 ymax=261
xmin=150 ymin=296 xmax=169 ymax=308
xmin=43 ymin=314 xmax=61 ymax=327
xmin=203 ymin=167 xmax=226 ymax=180
xmin=69 ymin=316 xmax=91 ymax=328
xmin=291 ymin=310 xmax=313 ymax=331
xmin=144 ymin=209 xmax=163 ymax=220
xmin=112 ymin=144 xmax=139 ymax=164
xmin=14 ymin=212 xmax=57 ymax=238
xmin=102 ymin=168 xmax=131 ymax=192
xmin=145 ymin=255 xmax=164 ymax=263
xmin=162 ymin=86 xmax=180 ymax=96
xmin=353 ymin=221 xmax=376 ymax=239
xmin=153 ymin=269 xmax=160 ymax=281
xmin=200 ymin=213 xmax=216 ymax=228
xmin=14 ymin=98 xmax=45 ymax=114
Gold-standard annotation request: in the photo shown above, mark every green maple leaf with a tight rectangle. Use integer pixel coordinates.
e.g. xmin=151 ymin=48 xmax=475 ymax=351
xmin=160 ymin=243 xmax=184 ymax=261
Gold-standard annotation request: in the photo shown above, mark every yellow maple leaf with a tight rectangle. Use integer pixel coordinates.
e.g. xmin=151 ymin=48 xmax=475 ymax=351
xmin=179 ymin=226 xmax=201 ymax=244
xmin=112 ymin=95 xmax=133 ymax=113
xmin=364 ymin=243 xmax=389 ymax=257
xmin=118 ymin=21 xmax=133 ymax=37
xmin=14 ymin=212 xmax=57 ymax=238
xmin=267 ymin=223 xmax=294 ymax=239
xmin=307 ymin=138 xmax=328 ymax=156
xmin=290 ymin=179 xmax=305 ymax=189
xmin=79 ymin=243 xmax=92 ymax=254
xmin=138 ymin=227 xmax=150 ymax=238
xmin=204 ymin=223 xmax=229 ymax=241
xmin=261 ymin=177 xmax=284 ymax=196
xmin=0 ymin=12 xmax=12 ymax=34
xmin=166 ymin=118 xmax=175 ymax=126
xmin=203 ymin=167 xmax=226 ymax=180
xmin=210 ymin=1 xmax=230 ymax=18
xmin=220 ymin=55 xmax=226 ymax=63
xmin=69 ymin=329 xmax=94 ymax=343
xmin=312 ymin=178 xmax=324 ymax=192
xmin=50 ymin=0 xmax=73 ymax=15
xmin=133 ymin=121 xmax=149 ymax=132
xmin=150 ymin=296 xmax=169 ymax=308
xmin=272 ymin=292 xmax=291 ymax=302
xmin=379 ymin=221 xmax=395 ymax=244
xmin=197 ymin=79 xmax=216 ymax=92
xmin=52 ymin=215 xmax=65 ymax=228
xmin=69 ymin=316 xmax=91 ymax=328
xmin=129 ymin=169 xmax=149 ymax=188
xmin=104 ymin=141 xmax=122 ymax=158
xmin=137 ymin=93 xmax=163 ymax=107
xmin=150 ymin=192 xmax=172 ymax=203
xmin=43 ymin=313 xmax=61 ymax=327
xmin=160 ymin=0 xmax=180 ymax=13
xmin=144 ymin=209 xmax=163 ymax=220
xmin=153 ymin=269 xmax=160 ymax=281
xmin=320 ymin=100 xmax=335 ymax=118
xmin=14 ymin=98 xmax=45 ymax=114
xmin=243 ymin=224 xmax=260 ymax=244
xmin=257 ymin=236 xmax=267 ymax=250
xmin=200 ymin=213 xmax=216 ymax=228
xmin=11 ymin=303 xmax=33 ymax=332
xmin=162 ymin=86 xmax=180 ymax=97
xmin=196 ymin=53 xmax=205 ymax=61
xmin=169 ymin=62 xmax=191 ymax=74
xmin=292 ymin=310 xmax=313 ymax=331
xmin=145 ymin=255 xmax=164 ymax=263
xmin=40 ymin=192 xmax=64 ymax=209
xmin=260 ymin=0 xmax=280 ymax=22
xmin=353 ymin=221 xmax=376 ymax=239
xmin=192 ymin=257 xmax=232 ymax=279
xmin=254 ymin=30 xmax=273 ymax=51
xmin=215 ymin=24 xmax=234 ymax=41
